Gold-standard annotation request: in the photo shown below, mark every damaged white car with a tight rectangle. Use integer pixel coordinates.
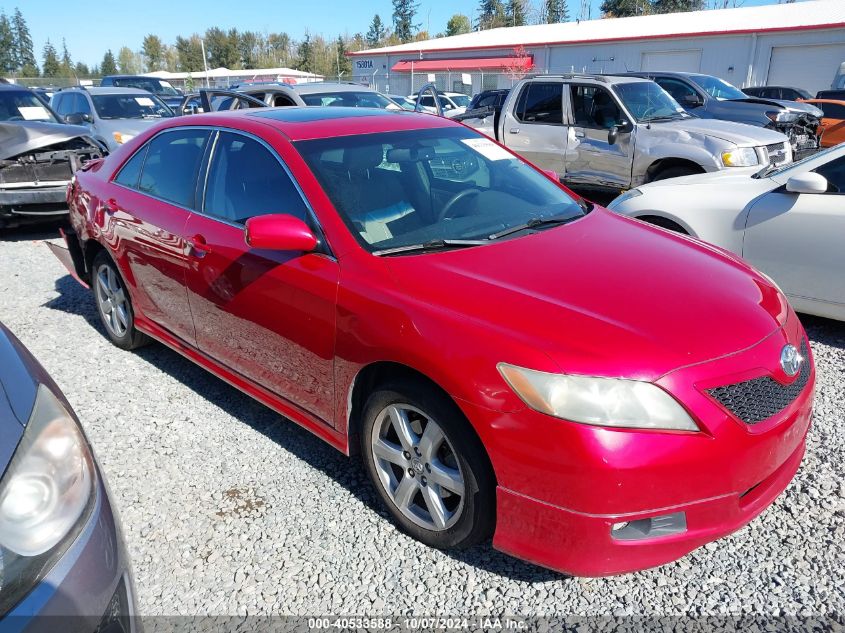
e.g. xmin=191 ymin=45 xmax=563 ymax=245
xmin=0 ymin=85 xmax=105 ymax=229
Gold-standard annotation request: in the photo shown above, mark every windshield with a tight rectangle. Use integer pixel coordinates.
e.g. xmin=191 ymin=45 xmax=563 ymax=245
xmin=0 ymin=90 xmax=59 ymax=123
xmin=295 ymin=127 xmax=585 ymax=253
xmin=301 ymin=91 xmax=399 ymax=109
xmin=91 ymin=94 xmax=173 ymax=119
xmin=614 ymin=82 xmax=687 ymax=121
xmin=688 ymin=75 xmax=747 ymax=100
xmin=449 ymin=94 xmax=471 ymax=107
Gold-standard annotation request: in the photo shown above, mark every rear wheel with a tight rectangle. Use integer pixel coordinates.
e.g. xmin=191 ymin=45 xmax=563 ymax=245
xmin=361 ymin=380 xmax=495 ymax=550
xmin=92 ymin=251 xmax=149 ymax=350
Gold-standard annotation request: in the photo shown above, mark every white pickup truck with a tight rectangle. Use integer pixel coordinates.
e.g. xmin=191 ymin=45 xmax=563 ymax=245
xmin=454 ymin=74 xmax=793 ymax=192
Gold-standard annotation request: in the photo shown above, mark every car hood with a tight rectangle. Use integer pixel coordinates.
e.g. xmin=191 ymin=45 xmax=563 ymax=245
xmin=385 ymin=209 xmax=787 ymax=381
xmin=658 ymin=117 xmax=787 ymax=145
xmin=626 ymin=166 xmax=764 ymax=189
xmin=731 ymin=97 xmax=823 ymax=117
xmin=0 ymin=121 xmax=97 ymax=160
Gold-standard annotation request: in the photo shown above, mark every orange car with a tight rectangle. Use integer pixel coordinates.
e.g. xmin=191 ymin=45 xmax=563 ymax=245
xmin=801 ymin=99 xmax=845 ymax=147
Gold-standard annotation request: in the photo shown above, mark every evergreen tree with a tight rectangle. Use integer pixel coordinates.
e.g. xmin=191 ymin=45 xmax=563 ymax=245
xmin=117 ymin=46 xmax=141 ymax=74
xmin=477 ymin=0 xmax=507 ymax=30
xmin=366 ymin=15 xmax=387 ymax=47
xmin=175 ymin=35 xmax=204 ymax=72
xmin=392 ymin=0 xmax=419 ymax=43
xmin=445 ymin=14 xmax=472 ymax=36
xmin=238 ymin=31 xmax=260 ymax=69
xmin=60 ymin=38 xmax=73 ymax=77
xmin=600 ymin=0 xmax=650 ymax=17
xmin=42 ymin=40 xmax=61 ymax=77
xmin=0 ymin=13 xmax=14 ymax=74
xmin=296 ymin=33 xmax=313 ymax=73
xmin=100 ymin=49 xmax=118 ymax=76
xmin=12 ymin=8 xmax=37 ymax=73
xmin=335 ymin=35 xmax=350 ymax=77
xmin=506 ymin=0 xmax=528 ymax=26
xmin=74 ymin=61 xmax=90 ymax=77
xmin=652 ymin=0 xmax=705 ymax=12
xmin=545 ymin=0 xmax=570 ymax=22
xmin=142 ymin=34 xmax=164 ymax=72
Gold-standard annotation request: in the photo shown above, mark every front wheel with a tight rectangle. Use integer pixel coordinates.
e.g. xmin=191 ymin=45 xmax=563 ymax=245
xmin=360 ymin=381 xmax=495 ymax=550
xmin=92 ymin=251 xmax=149 ymax=350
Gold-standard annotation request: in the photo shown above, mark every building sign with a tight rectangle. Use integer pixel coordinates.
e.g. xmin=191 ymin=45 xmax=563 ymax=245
xmin=355 ymin=59 xmax=375 ymax=71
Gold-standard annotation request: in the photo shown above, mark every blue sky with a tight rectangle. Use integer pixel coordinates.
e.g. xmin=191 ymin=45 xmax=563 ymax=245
xmin=10 ymin=0 xmax=782 ymax=67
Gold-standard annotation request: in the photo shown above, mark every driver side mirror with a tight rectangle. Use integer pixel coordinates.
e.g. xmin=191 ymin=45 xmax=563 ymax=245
xmin=786 ymin=172 xmax=828 ymax=194
xmin=244 ymin=214 xmax=317 ymax=251
xmin=64 ymin=112 xmax=91 ymax=125
xmin=682 ymin=93 xmax=703 ymax=107
xmin=607 ymin=121 xmax=630 ymax=145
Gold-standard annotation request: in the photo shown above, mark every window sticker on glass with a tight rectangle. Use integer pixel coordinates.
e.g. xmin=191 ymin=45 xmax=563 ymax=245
xmin=18 ymin=106 xmax=50 ymax=120
xmin=135 ymin=97 xmax=155 ymax=106
xmin=460 ymin=137 xmax=514 ymax=161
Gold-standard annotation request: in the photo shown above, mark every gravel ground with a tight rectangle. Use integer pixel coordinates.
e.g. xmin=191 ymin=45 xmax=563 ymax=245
xmin=0 ymin=225 xmax=843 ymax=620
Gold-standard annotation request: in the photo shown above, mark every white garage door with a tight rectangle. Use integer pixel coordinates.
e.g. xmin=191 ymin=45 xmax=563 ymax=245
xmin=641 ymin=50 xmax=702 ymax=73
xmin=767 ymin=43 xmax=845 ymax=95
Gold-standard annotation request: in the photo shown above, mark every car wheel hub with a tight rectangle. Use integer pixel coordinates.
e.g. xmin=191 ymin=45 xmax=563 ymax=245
xmin=370 ymin=403 xmax=465 ymax=532
xmin=95 ymin=264 xmax=128 ymax=338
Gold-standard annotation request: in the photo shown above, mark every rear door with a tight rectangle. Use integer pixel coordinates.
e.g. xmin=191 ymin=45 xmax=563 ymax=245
xmin=108 ymin=128 xmax=211 ymax=345
xmin=182 ymin=130 xmax=339 ymax=423
xmin=564 ymin=84 xmax=634 ymax=189
xmin=743 ymin=155 xmax=845 ymax=314
xmin=500 ymin=81 xmax=567 ymax=175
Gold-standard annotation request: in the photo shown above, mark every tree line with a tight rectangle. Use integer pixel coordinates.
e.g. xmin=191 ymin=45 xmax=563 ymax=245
xmin=1 ymin=0 xmax=716 ymax=80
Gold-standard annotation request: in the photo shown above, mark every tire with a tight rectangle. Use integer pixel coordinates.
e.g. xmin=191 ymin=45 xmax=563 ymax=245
xmin=91 ymin=250 xmax=150 ymax=350
xmin=650 ymin=165 xmax=701 ymax=182
xmin=360 ymin=380 xmax=495 ymax=550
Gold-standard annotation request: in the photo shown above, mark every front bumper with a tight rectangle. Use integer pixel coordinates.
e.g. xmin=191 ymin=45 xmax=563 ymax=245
xmin=3 ymin=471 xmax=137 ymax=632
xmin=0 ymin=185 xmax=69 ymax=221
xmin=465 ymin=315 xmax=814 ymax=576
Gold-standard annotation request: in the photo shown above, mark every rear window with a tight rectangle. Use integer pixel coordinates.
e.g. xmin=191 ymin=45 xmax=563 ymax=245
xmin=300 ymin=91 xmax=397 ymax=109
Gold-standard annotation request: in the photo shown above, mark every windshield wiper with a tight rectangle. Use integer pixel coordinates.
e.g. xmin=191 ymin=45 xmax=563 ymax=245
xmin=372 ymin=239 xmax=488 ymax=256
xmin=642 ymin=114 xmax=686 ymax=122
xmin=488 ymin=214 xmax=577 ymax=240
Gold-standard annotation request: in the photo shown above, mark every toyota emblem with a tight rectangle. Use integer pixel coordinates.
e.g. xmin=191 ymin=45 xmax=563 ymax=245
xmin=780 ymin=344 xmax=803 ymax=377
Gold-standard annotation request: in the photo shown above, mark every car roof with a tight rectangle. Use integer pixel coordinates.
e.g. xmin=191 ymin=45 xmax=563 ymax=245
xmin=289 ymin=82 xmax=380 ymax=95
xmin=184 ymin=107 xmax=458 ymax=142
xmin=0 ymin=84 xmax=35 ymax=91
xmin=75 ymin=87 xmax=154 ymax=95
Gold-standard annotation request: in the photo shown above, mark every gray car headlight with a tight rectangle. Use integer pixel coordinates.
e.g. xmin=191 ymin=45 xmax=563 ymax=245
xmin=0 ymin=385 xmax=95 ymax=615
xmin=606 ymin=188 xmax=642 ymax=210
xmin=498 ymin=363 xmax=699 ymax=431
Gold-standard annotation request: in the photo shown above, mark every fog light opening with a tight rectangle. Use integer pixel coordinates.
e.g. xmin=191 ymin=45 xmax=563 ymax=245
xmin=610 ymin=512 xmax=687 ymax=541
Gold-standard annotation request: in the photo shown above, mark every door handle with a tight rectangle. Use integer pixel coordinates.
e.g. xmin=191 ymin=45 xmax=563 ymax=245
xmin=508 ymin=128 xmax=519 ymax=134
xmin=574 ymin=130 xmax=585 ymax=138
xmin=188 ymin=233 xmax=211 ymax=257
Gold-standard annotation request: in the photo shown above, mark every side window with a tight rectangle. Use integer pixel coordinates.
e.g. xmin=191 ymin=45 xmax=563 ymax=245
xmin=477 ymin=94 xmax=497 ymax=108
xmin=138 ymin=129 xmax=210 ymax=207
xmin=74 ymin=93 xmax=92 ymax=115
xmin=52 ymin=94 xmax=68 ymax=116
xmin=820 ymin=102 xmax=845 ymax=119
xmin=570 ymin=85 xmax=621 ymax=129
xmin=814 ymin=156 xmax=845 ymax=194
xmin=272 ymin=94 xmax=295 ymax=107
xmin=114 ymin=146 xmax=148 ymax=189
xmin=203 ymin=132 xmax=308 ymax=224
xmin=655 ymin=78 xmax=698 ymax=104
xmin=516 ymin=82 xmax=563 ymax=124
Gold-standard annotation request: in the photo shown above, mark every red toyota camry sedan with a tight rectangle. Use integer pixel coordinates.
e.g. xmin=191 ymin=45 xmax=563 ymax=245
xmin=53 ymin=107 xmax=814 ymax=576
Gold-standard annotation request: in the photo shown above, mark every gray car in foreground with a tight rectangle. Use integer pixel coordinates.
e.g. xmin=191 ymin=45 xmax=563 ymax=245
xmin=0 ymin=321 xmax=136 ymax=631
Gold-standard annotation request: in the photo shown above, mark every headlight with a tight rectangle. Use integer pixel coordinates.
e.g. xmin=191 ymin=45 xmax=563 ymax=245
xmin=498 ymin=363 xmax=699 ymax=431
xmin=0 ymin=385 xmax=94 ymax=614
xmin=765 ymin=110 xmax=798 ymax=124
xmin=606 ymin=188 xmax=642 ymax=210
xmin=721 ymin=147 xmax=759 ymax=167
xmin=112 ymin=132 xmax=135 ymax=144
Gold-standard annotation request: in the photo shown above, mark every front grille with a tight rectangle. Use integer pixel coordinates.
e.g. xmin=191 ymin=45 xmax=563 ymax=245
xmin=707 ymin=339 xmax=810 ymax=425
xmin=765 ymin=142 xmax=788 ymax=166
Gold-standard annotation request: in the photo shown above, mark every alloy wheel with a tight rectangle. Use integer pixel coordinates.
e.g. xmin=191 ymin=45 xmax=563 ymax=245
xmin=95 ymin=263 xmax=129 ymax=338
xmin=370 ymin=403 xmax=465 ymax=531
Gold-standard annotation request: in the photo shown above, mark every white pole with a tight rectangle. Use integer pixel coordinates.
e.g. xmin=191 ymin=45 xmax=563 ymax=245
xmin=200 ymin=38 xmax=210 ymax=88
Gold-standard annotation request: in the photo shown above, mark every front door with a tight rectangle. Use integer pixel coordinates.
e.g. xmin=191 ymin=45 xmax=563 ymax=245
xmin=564 ymin=85 xmax=634 ymax=189
xmin=743 ymin=155 xmax=845 ymax=316
xmin=109 ymin=128 xmax=211 ymax=345
xmin=500 ymin=81 xmax=567 ymax=176
xmin=182 ymin=130 xmax=339 ymax=423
